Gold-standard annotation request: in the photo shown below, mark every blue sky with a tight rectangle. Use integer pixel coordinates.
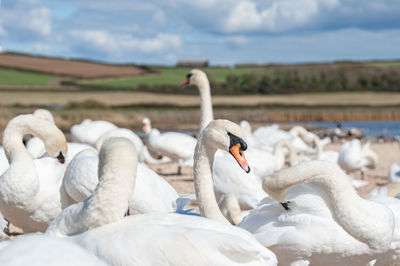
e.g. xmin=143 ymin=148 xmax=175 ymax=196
xmin=0 ymin=0 xmax=399 ymax=65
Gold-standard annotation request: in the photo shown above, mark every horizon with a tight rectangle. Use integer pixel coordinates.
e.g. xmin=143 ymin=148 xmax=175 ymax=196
xmin=2 ymin=50 xmax=399 ymax=68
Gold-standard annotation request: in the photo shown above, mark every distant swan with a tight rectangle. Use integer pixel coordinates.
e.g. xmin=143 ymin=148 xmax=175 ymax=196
xmin=70 ymin=119 xmax=117 ymax=146
xmin=142 ymin=117 xmax=197 ymax=174
xmin=338 ymin=139 xmax=378 ymax=178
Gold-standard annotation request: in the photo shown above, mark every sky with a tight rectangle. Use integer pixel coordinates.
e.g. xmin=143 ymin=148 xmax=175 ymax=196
xmin=0 ymin=0 xmax=399 ymax=65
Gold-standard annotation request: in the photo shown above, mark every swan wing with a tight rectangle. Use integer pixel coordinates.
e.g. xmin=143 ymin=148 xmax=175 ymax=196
xmin=0 ymin=234 xmax=107 ymax=266
xmin=71 ymin=213 xmax=277 ymax=266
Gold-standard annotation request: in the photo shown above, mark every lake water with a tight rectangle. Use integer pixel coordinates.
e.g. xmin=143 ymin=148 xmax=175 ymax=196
xmin=137 ymin=121 xmax=400 ymax=138
xmin=301 ymin=121 xmax=400 ymax=138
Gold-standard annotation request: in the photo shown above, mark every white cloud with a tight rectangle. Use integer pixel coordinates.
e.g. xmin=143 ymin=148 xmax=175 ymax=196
xmin=68 ymin=30 xmax=181 ymax=55
xmin=0 ymin=7 xmax=51 ymax=37
xmin=222 ymin=0 xmax=339 ymax=33
xmin=28 ymin=8 xmax=52 ymax=36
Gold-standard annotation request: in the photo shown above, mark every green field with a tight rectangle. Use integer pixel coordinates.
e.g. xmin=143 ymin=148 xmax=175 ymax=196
xmin=0 ymin=68 xmax=57 ymax=86
xmin=80 ymin=67 xmax=270 ymax=89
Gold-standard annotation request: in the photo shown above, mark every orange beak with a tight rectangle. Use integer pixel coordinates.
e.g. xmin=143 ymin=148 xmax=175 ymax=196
xmin=180 ymin=78 xmax=190 ymax=86
xmin=229 ymin=143 xmax=250 ymax=173
xmin=142 ymin=124 xmax=147 ymax=132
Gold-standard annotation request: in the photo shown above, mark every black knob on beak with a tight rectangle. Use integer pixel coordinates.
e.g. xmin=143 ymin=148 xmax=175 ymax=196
xmin=57 ymin=152 xmax=65 ymax=164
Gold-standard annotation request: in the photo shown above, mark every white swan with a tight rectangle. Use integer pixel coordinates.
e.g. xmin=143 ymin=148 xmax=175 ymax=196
xmin=70 ymin=119 xmax=118 ymax=146
xmin=183 ymin=70 xmax=296 ymax=223
xmin=181 ymin=69 xmax=213 ymax=132
xmin=47 ymin=136 xmax=277 ymax=265
xmin=62 ymin=148 xmax=179 ymax=214
xmin=142 ymin=117 xmax=197 ymax=174
xmin=389 ymin=162 xmax=400 ymax=183
xmin=0 ymin=234 xmax=107 ymax=266
xmin=239 ymin=160 xmax=395 ymax=265
xmin=338 ymin=139 xmax=378 ymax=178
xmin=0 ymin=114 xmax=68 ymax=232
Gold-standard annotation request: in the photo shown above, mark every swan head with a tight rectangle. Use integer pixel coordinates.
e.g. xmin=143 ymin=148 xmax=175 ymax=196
xmin=181 ymin=69 xmax=209 ymax=89
xmin=43 ymin=132 xmax=68 ymax=164
xmin=202 ymin=119 xmax=250 ymax=173
xmin=142 ymin=117 xmax=152 ymax=134
xmin=33 ymin=109 xmax=55 ymax=124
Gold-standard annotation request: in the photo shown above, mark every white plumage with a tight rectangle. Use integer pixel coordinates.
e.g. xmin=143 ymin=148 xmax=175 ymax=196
xmin=70 ymin=119 xmax=118 ymax=146
xmin=0 ymin=234 xmax=108 ymax=266
xmin=239 ymin=161 xmax=395 ymax=265
xmin=0 ymin=114 xmax=68 ymax=232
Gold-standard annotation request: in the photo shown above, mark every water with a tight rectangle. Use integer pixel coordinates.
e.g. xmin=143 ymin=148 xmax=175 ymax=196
xmin=137 ymin=121 xmax=400 ymax=138
xmin=301 ymin=121 xmax=400 ymax=138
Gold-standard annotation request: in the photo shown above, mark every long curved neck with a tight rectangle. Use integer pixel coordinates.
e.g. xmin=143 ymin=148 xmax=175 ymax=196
xmin=273 ymin=140 xmax=298 ymax=168
xmin=1 ymin=115 xmax=56 ymax=194
xmin=3 ymin=115 xmax=54 ymax=163
xmin=198 ymin=79 xmax=214 ymax=132
xmin=262 ymin=161 xmax=394 ymax=252
xmin=193 ymin=137 xmax=230 ymax=225
xmin=84 ymin=144 xmax=137 ymax=228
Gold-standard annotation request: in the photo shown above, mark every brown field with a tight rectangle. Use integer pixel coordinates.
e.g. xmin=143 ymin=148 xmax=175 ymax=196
xmin=0 ymin=91 xmax=398 ymax=107
xmin=0 ymin=53 xmax=148 ymax=78
xmin=0 ymin=91 xmax=398 ymax=133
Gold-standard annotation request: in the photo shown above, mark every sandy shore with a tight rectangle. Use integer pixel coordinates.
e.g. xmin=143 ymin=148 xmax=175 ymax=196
xmin=148 ymin=140 xmax=400 ymax=204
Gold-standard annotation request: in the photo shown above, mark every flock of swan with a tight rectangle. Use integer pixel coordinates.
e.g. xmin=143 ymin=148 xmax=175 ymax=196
xmin=0 ymin=69 xmax=398 ymax=265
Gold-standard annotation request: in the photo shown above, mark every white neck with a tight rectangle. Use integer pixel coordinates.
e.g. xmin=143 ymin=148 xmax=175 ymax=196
xmin=262 ymin=160 xmax=394 ymax=252
xmin=84 ymin=140 xmax=137 ymax=228
xmin=273 ymin=140 xmax=298 ymax=168
xmin=193 ymin=136 xmax=230 ymax=225
xmin=1 ymin=115 xmax=60 ymax=195
xmin=198 ymin=79 xmax=214 ymax=132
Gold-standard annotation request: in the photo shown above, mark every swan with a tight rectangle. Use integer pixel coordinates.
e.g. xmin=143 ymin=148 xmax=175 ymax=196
xmin=0 ymin=114 xmax=68 ymax=232
xmin=389 ymin=162 xmax=400 ymax=183
xmin=182 ymin=70 xmax=297 ymax=223
xmin=181 ymin=69 xmax=213 ymax=132
xmin=142 ymin=117 xmax=197 ymax=174
xmin=70 ymin=119 xmax=118 ymax=146
xmin=239 ymin=160 xmax=395 ymax=265
xmin=0 ymin=234 xmax=108 ymax=266
xmin=338 ymin=139 xmax=378 ymax=178
xmin=47 ymin=136 xmax=277 ymax=265
xmin=61 ymin=148 xmax=179 ymax=214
